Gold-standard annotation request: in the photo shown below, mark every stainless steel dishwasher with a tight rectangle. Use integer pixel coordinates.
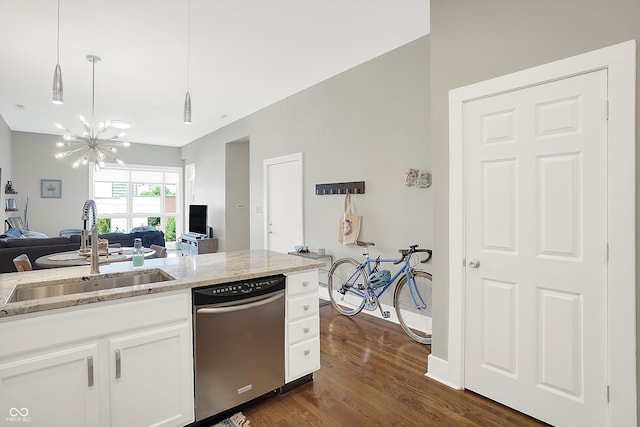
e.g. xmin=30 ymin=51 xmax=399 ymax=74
xmin=192 ymin=275 xmax=285 ymax=422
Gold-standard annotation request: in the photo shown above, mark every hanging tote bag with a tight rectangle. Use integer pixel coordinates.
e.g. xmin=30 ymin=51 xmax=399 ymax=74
xmin=338 ymin=193 xmax=362 ymax=245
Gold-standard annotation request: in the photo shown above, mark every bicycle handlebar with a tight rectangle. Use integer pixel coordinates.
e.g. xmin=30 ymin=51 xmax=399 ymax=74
xmin=394 ymin=247 xmax=432 ymax=265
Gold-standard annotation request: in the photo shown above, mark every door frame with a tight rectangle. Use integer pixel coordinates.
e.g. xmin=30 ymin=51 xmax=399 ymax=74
xmin=263 ymin=152 xmax=304 ymax=250
xmin=436 ymin=40 xmax=636 ymax=426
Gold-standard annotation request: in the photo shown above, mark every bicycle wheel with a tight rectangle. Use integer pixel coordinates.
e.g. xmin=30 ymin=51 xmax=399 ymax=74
xmin=394 ymin=270 xmax=433 ymax=344
xmin=327 ymin=258 xmax=366 ymax=316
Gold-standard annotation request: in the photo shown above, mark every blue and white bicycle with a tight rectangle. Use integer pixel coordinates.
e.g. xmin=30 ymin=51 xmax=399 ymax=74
xmin=328 ymin=241 xmax=433 ymax=344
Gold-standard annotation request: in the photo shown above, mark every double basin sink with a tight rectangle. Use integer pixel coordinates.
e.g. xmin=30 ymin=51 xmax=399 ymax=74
xmin=6 ymin=269 xmax=176 ymax=304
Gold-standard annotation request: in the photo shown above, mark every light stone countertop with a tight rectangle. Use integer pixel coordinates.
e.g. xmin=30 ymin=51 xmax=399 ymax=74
xmin=0 ymin=249 xmax=324 ymax=318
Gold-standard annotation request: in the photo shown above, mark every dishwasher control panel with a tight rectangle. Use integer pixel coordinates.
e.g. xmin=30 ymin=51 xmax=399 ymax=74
xmin=192 ymin=274 xmax=285 ymax=305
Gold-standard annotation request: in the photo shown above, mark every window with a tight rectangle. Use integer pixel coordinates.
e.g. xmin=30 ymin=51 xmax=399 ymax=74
xmin=91 ymin=164 xmax=182 ymax=248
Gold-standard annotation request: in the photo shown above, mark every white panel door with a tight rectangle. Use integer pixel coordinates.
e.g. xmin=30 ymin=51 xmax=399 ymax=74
xmin=464 ymin=70 xmax=608 ymax=426
xmin=264 ymin=153 xmax=303 ymax=253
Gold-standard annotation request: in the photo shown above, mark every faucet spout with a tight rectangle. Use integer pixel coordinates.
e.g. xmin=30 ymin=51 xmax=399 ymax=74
xmin=90 ymin=224 xmax=100 ymax=274
xmin=82 ymin=199 xmax=98 ymax=230
xmin=80 ymin=199 xmax=99 ymax=262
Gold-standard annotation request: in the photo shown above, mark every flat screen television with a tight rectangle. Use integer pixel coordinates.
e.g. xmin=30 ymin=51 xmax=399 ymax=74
xmin=188 ymin=204 xmax=208 ymax=236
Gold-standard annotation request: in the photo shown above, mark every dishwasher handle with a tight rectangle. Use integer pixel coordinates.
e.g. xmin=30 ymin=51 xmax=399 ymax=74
xmin=196 ymin=291 xmax=284 ymax=314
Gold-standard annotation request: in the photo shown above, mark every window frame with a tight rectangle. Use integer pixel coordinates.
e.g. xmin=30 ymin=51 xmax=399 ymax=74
xmin=89 ymin=163 xmax=182 ymax=249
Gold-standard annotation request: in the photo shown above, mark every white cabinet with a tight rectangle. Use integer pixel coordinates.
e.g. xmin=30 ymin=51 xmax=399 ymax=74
xmin=0 ymin=290 xmax=194 ymax=427
xmin=180 ymin=235 xmax=218 ymax=255
xmin=108 ymin=323 xmax=193 ymax=427
xmin=285 ymin=269 xmax=320 ymax=383
xmin=0 ymin=344 xmax=100 ymax=427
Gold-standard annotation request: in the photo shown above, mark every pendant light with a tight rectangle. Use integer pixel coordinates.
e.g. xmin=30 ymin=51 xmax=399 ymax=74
xmin=183 ymin=0 xmax=192 ymax=124
xmin=52 ymin=0 xmax=63 ymax=104
xmin=54 ymin=55 xmax=131 ymax=169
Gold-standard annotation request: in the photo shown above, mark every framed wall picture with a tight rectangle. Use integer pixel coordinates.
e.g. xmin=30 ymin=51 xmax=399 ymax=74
xmin=41 ymin=179 xmax=62 ymax=198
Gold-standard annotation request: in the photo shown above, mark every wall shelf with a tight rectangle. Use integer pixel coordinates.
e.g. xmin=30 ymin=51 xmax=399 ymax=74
xmin=315 ymin=181 xmax=365 ymax=195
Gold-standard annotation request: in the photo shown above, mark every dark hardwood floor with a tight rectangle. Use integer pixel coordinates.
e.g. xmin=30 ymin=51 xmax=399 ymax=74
xmin=243 ymin=302 xmax=549 ymax=426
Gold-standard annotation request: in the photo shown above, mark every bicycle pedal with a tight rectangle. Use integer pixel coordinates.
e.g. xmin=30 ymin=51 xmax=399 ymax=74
xmin=382 ymin=311 xmax=390 ymax=319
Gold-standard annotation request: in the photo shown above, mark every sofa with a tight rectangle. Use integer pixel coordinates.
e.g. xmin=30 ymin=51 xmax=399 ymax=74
xmin=0 ymin=229 xmax=165 ymax=274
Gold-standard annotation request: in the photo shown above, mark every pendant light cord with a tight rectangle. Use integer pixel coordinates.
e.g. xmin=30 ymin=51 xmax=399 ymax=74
xmin=91 ymin=58 xmax=95 ymax=120
xmin=186 ymin=0 xmax=191 ymax=91
xmin=56 ymin=0 xmax=61 ymax=63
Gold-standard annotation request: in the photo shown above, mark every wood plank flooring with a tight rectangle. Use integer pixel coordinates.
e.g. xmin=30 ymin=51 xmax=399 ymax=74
xmin=243 ymin=302 xmax=549 ymax=426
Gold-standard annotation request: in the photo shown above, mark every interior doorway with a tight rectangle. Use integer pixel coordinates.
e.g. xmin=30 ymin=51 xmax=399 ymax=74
xmin=263 ymin=153 xmax=303 ymax=254
xmin=433 ymin=40 xmax=636 ymax=427
xmin=225 ymin=139 xmax=250 ymax=251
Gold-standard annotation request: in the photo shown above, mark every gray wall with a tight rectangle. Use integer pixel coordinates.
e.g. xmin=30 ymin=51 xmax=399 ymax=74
xmin=430 ymin=0 xmax=640 ymax=399
xmin=10 ymin=131 xmax=182 ymax=237
xmin=181 ymin=36 xmax=431 ymax=271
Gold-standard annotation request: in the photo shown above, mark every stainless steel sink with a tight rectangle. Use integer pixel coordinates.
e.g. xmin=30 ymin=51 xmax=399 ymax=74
xmin=6 ymin=269 xmax=176 ymax=303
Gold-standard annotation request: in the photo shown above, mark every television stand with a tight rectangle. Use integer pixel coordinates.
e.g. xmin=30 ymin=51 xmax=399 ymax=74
xmin=183 ymin=232 xmax=205 ymax=239
xmin=180 ymin=234 xmax=218 ymax=256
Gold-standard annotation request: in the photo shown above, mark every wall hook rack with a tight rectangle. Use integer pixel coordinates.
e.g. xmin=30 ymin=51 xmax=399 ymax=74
xmin=315 ymin=181 xmax=365 ymax=195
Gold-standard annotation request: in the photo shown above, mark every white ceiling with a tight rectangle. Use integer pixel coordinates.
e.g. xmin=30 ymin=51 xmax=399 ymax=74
xmin=0 ymin=0 xmax=429 ymax=147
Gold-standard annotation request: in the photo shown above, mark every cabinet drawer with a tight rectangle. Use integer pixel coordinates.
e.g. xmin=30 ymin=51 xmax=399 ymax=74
xmin=288 ymin=338 xmax=320 ymax=381
xmin=287 ymin=293 xmax=318 ymax=321
xmin=288 ymin=316 xmax=319 ymax=345
xmin=286 ymin=270 xmax=318 ymax=297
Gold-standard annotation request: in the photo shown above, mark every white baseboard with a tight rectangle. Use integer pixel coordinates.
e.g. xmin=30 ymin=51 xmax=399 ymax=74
xmin=426 ymin=354 xmax=461 ymax=390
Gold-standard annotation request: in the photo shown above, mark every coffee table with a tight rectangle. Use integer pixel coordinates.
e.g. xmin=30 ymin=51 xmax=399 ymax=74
xmin=35 ymin=247 xmax=156 ymax=269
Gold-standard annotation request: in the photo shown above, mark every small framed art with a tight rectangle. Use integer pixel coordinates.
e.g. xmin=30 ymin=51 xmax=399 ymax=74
xmin=41 ymin=179 xmax=62 ymax=198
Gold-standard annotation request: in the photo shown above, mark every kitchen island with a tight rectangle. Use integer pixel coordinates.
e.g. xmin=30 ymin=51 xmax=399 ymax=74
xmin=0 ymin=250 xmax=323 ymax=427
xmin=0 ymin=249 xmax=322 ymax=317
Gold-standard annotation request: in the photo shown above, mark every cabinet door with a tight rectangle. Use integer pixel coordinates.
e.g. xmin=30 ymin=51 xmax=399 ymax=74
xmin=0 ymin=344 xmax=100 ymax=427
xmin=108 ymin=323 xmax=194 ymax=427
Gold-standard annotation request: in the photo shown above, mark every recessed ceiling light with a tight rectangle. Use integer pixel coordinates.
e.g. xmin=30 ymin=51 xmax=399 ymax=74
xmin=110 ymin=120 xmax=132 ymax=129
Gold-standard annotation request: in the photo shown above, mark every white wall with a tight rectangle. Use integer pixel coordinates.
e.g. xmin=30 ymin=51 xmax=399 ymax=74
xmin=10 ymin=131 xmax=182 ymax=237
xmin=0 ymin=116 xmax=11 ymax=229
xmin=182 ymin=36 xmax=431 ymax=278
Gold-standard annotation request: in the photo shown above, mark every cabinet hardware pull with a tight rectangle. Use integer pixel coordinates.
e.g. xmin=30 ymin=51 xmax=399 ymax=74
xmin=303 ymin=349 xmax=310 ymax=356
xmin=302 ymin=281 xmax=309 ymax=287
xmin=115 ymin=350 xmax=121 ymax=379
xmin=303 ymin=305 xmax=310 ymax=311
xmin=303 ymin=327 xmax=310 ymax=333
xmin=87 ymin=356 xmax=94 ymax=387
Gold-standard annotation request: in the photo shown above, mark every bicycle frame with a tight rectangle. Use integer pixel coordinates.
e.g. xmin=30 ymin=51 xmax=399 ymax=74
xmin=343 ymin=254 xmax=425 ymax=308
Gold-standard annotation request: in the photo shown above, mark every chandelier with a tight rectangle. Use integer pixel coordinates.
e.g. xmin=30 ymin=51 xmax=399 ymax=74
xmin=54 ymin=54 xmax=131 ymax=169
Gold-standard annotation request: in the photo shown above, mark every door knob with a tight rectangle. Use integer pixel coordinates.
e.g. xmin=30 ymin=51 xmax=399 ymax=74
xmin=468 ymin=259 xmax=480 ymax=268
